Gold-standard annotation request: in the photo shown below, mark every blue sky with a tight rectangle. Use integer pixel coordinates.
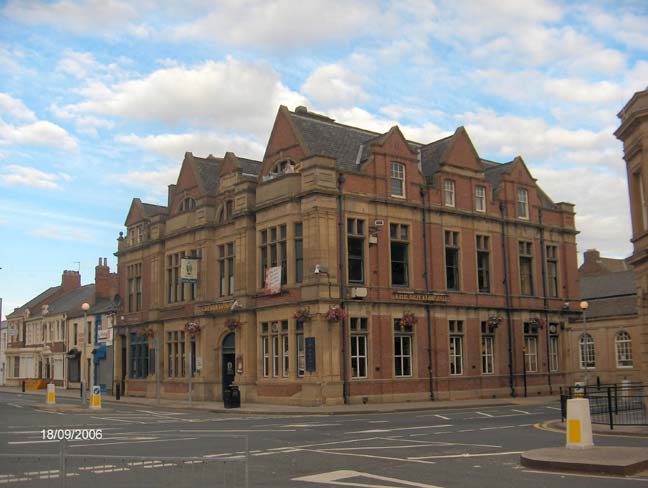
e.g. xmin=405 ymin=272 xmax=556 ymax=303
xmin=1 ymin=0 xmax=647 ymax=319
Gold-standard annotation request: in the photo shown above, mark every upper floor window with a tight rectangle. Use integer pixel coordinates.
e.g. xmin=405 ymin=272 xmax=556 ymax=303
xmin=517 ymin=188 xmax=529 ymax=219
xmin=444 ymin=180 xmax=455 ymax=207
xmin=347 ymin=218 xmax=365 ymax=284
xmin=218 ymin=243 xmax=235 ymax=297
xmin=390 ymin=223 xmax=409 ymax=287
xmin=615 ymin=331 xmax=633 ymax=368
xmin=546 ymin=245 xmax=559 ymax=298
xmin=519 ymin=241 xmax=534 ymax=296
xmin=475 ymin=185 xmax=486 ymax=212
xmin=476 ymin=235 xmax=490 ymax=293
xmin=445 ymin=231 xmax=460 ymax=291
xmin=127 ymin=263 xmax=142 ymax=312
xmin=390 ymin=162 xmax=405 ymax=197
xmin=260 ymin=225 xmax=287 ymax=287
xmin=179 ymin=197 xmax=196 ymax=212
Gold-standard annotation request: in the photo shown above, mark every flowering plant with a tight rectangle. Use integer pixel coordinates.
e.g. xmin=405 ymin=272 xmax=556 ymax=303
xmin=136 ymin=328 xmax=155 ymax=338
xmin=293 ymin=307 xmax=312 ymax=322
xmin=487 ymin=315 xmax=502 ymax=329
xmin=184 ymin=321 xmax=201 ymax=335
xmin=530 ymin=318 xmax=545 ymax=330
xmin=326 ymin=306 xmax=347 ymax=322
xmin=398 ymin=312 xmax=418 ymax=329
xmin=224 ymin=318 xmax=242 ymax=331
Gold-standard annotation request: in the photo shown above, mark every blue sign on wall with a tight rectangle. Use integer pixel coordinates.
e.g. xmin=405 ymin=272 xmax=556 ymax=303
xmin=305 ymin=337 xmax=316 ymax=372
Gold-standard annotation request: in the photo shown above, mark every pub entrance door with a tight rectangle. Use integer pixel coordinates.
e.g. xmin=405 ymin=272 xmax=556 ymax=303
xmin=221 ymin=333 xmax=235 ymax=398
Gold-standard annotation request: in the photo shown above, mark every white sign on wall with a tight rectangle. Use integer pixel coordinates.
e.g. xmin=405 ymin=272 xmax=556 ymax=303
xmin=181 ymin=257 xmax=199 ymax=283
xmin=264 ymin=266 xmax=282 ymax=295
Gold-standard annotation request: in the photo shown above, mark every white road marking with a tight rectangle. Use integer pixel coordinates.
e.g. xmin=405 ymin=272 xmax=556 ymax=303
xmin=282 ymin=423 xmax=341 ymax=428
xmin=8 ymin=403 xmax=23 ymax=409
xmin=522 ymin=469 xmax=648 ymax=482
xmin=368 ymin=420 xmax=389 ymax=424
xmin=297 ymin=448 xmax=437 ymax=465
xmin=512 ymin=409 xmax=530 ymax=414
xmin=293 ymin=469 xmax=445 ymax=487
xmin=475 ymin=412 xmax=494 ymax=417
xmin=8 ymin=440 xmax=59 ymax=445
xmin=545 ymin=406 xmax=561 ymax=411
xmin=350 ymin=424 xmax=451 ymax=434
xmin=70 ymin=436 xmax=198 ymax=448
xmin=409 ymin=451 xmax=523 ymax=460
xmin=434 ymin=414 xmax=450 ymax=420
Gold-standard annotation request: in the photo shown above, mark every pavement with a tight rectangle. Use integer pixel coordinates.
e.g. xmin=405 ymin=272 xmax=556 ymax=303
xmin=0 ymin=385 xmax=559 ymax=415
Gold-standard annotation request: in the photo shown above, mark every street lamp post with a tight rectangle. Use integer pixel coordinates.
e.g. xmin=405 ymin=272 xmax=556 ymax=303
xmin=81 ymin=302 xmax=90 ymax=405
xmin=579 ymin=300 xmax=589 ymax=389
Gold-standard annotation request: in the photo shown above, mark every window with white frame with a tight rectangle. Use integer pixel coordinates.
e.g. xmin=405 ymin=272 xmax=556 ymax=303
xmin=444 ymin=179 xmax=455 ymax=207
xmin=480 ymin=321 xmax=494 ymax=374
xmin=449 ymin=320 xmax=464 ymax=375
xmin=390 ymin=162 xmax=405 ymax=197
xmin=615 ymin=331 xmax=633 ymax=368
xmin=296 ymin=321 xmax=305 ymax=378
xmin=475 ymin=185 xmax=486 ymax=212
xmin=524 ymin=335 xmax=538 ymax=372
xmin=517 ymin=188 xmax=529 ymax=219
xmin=549 ymin=334 xmax=559 ymax=372
xmin=350 ymin=317 xmax=368 ymax=378
xmin=579 ymin=333 xmax=595 ymax=369
xmin=261 ymin=321 xmax=288 ymax=378
xmin=393 ymin=319 xmax=412 ymax=376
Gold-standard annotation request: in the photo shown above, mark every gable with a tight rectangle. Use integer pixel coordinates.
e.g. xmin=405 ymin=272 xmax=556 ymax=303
xmin=443 ymin=127 xmax=483 ymax=172
xmin=371 ymin=126 xmax=418 ymax=159
xmin=262 ymin=106 xmax=307 ymax=176
xmin=124 ymin=198 xmax=145 ymax=226
xmin=507 ymin=156 xmax=537 ymax=186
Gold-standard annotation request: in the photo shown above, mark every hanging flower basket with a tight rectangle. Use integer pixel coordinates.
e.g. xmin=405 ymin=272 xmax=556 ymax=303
xmin=398 ymin=312 xmax=418 ymax=330
xmin=293 ymin=307 xmax=312 ymax=322
xmin=184 ymin=321 xmax=201 ymax=335
xmin=224 ymin=318 xmax=242 ymax=331
xmin=326 ymin=306 xmax=347 ymax=322
xmin=136 ymin=328 xmax=155 ymax=338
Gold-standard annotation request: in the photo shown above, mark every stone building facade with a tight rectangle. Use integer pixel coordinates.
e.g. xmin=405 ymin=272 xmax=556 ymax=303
xmin=616 ymin=87 xmax=648 ymax=385
xmin=115 ymin=106 xmax=581 ymax=405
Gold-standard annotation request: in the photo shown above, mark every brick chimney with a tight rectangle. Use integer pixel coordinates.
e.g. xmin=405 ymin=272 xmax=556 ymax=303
xmin=95 ymin=257 xmax=119 ymax=299
xmin=580 ymin=249 xmax=602 ymax=276
xmin=61 ymin=270 xmax=81 ymax=292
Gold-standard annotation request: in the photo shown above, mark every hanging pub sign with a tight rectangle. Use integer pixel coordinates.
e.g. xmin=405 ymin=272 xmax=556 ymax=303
xmin=264 ymin=266 xmax=282 ymax=295
xmin=181 ymin=257 xmax=199 ymax=283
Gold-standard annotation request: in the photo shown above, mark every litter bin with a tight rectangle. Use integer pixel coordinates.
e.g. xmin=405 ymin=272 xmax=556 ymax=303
xmin=230 ymin=385 xmax=240 ymax=408
xmin=223 ymin=387 xmax=233 ymax=408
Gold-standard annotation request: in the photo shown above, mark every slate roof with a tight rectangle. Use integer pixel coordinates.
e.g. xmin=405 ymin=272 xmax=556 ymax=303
xmin=289 ymin=110 xmax=381 ymax=172
xmin=419 ymin=136 xmax=453 ymax=176
xmin=31 ymin=285 xmax=96 ymax=319
xmin=238 ymin=157 xmax=262 ymax=175
xmin=585 ymin=296 xmax=637 ymax=319
xmin=142 ymin=202 xmax=168 ymax=217
xmin=6 ymin=286 xmax=61 ymax=319
xmin=88 ymin=297 xmax=119 ymax=315
xmin=580 ymin=269 xmax=636 ymax=300
xmin=193 ymin=156 xmax=223 ymax=196
xmin=484 ymin=160 xmax=514 ymax=187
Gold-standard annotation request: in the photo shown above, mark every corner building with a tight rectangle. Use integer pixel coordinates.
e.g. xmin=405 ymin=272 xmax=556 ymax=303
xmin=116 ymin=106 xmax=580 ymax=405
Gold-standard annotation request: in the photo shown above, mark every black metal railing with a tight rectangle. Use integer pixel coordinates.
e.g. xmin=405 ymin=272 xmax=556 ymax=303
xmin=560 ymin=382 xmax=647 ymax=429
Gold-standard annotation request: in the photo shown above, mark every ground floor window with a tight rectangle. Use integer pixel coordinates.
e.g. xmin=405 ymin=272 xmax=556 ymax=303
xmin=167 ymin=330 xmax=185 ymax=378
xmin=68 ymin=356 xmax=80 ymax=382
xmin=12 ymin=357 xmax=19 ymax=377
xmin=130 ymin=332 xmax=149 ymax=378
xmin=449 ymin=320 xmax=464 ymax=375
xmin=394 ymin=319 xmax=413 ymax=377
xmin=296 ymin=321 xmax=305 ymax=377
xmin=350 ymin=317 xmax=368 ymax=378
xmin=261 ymin=320 xmax=289 ymax=378
xmin=579 ymin=333 xmax=595 ymax=369
xmin=549 ymin=335 xmax=559 ymax=372
xmin=524 ymin=335 xmax=538 ymax=372
xmin=481 ymin=335 xmax=494 ymax=374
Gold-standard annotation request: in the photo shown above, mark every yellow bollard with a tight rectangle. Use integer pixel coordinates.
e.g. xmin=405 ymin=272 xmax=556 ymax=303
xmin=46 ymin=383 xmax=56 ymax=405
xmin=90 ymin=386 xmax=102 ymax=410
xmin=565 ymin=398 xmax=593 ymax=449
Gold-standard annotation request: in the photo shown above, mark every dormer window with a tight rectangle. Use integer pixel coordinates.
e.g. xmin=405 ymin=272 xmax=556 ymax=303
xmin=390 ymin=162 xmax=405 ymax=197
xmin=179 ymin=197 xmax=196 ymax=212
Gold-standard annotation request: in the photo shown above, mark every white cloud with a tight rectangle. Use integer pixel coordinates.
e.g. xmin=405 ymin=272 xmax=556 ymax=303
xmin=56 ymin=58 xmax=307 ymax=138
xmin=0 ymin=164 xmax=72 ymax=189
xmin=3 ymin=0 xmax=147 ymax=38
xmin=108 ymin=166 xmax=178 ymax=201
xmin=116 ymin=132 xmax=265 ymax=161
xmin=29 ymin=224 xmax=95 ymax=242
xmin=0 ymin=119 xmax=78 ymax=151
xmin=56 ymin=50 xmax=100 ymax=79
xmin=533 ymin=167 xmax=631 ymax=259
xmin=302 ymin=64 xmax=369 ymax=108
xmin=0 ymin=93 xmax=36 ymax=121
xmin=587 ymin=7 xmax=648 ymax=52
xmin=170 ymin=0 xmax=385 ymax=48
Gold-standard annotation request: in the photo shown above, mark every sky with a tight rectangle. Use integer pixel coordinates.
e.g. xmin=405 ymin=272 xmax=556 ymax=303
xmin=1 ymin=0 xmax=647 ymax=320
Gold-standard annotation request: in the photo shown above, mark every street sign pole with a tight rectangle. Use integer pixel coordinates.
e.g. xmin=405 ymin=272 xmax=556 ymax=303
xmin=188 ymin=348 xmax=192 ymax=406
xmin=155 ymin=338 xmax=160 ymax=405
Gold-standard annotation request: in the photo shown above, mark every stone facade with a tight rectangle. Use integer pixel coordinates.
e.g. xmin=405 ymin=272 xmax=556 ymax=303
xmin=615 ymin=87 xmax=648 ymax=386
xmin=115 ymin=106 xmax=581 ymax=405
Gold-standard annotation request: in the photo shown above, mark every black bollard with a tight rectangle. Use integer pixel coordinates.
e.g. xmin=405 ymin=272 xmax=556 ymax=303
xmin=21 ymin=380 xmax=25 ymax=392
xmin=115 ymin=383 xmax=121 ymax=400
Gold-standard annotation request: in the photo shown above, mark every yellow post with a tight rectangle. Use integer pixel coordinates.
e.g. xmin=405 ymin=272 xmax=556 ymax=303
xmin=46 ymin=383 xmax=56 ymax=405
xmin=90 ymin=386 xmax=102 ymax=410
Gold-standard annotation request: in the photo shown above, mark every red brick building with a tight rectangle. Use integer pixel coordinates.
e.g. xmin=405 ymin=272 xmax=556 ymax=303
xmin=115 ymin=106 xmax=581 ymax=405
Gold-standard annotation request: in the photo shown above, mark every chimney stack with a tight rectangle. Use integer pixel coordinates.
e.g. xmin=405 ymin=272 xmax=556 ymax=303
xmin=61 ymin=270 xmax=81 ymax=292
xmin=95 ymin=257 xmax=118 ymax=299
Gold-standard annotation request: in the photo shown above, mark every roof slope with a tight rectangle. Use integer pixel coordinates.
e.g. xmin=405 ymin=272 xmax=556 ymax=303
xmin=580 ymin=269 xmax=636 ymax=300
xmin=32 ymin=285 xmax=96 ymax=318
xmin=7 ymin=286 xmax=61 ymax=319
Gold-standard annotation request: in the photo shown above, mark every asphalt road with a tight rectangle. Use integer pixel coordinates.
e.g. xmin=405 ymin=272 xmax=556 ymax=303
xmin=1 ymin=392 xmax=646 ymax=487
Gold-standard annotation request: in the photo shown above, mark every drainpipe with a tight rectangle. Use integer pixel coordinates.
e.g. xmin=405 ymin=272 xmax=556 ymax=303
xmin=337 ymin=174 xmax=349 ymax=405
xmin=420 ymin=188 xmax=434 ymax=400
xmin=500 ymin=201 xmax=516 ymax=397
xmin=539 ymin=208 xmax=553 ymax=394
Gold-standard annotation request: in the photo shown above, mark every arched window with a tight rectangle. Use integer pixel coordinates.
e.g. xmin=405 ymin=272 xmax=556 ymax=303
xmin=179 ymin=197 xmax=196 ymax=212
xmin=615 ymin=331 xmax=633 ymax=368
xmin=579 ymin=333 xmax=595 ymax=369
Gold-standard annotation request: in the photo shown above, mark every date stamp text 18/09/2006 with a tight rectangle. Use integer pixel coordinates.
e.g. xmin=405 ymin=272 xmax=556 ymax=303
xmin=41 ymin=429 xmax=103 ymax=440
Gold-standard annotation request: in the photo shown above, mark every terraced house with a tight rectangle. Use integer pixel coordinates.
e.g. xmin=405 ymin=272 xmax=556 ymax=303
xmin=115 ymin=105 xmax=581 ymax=406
